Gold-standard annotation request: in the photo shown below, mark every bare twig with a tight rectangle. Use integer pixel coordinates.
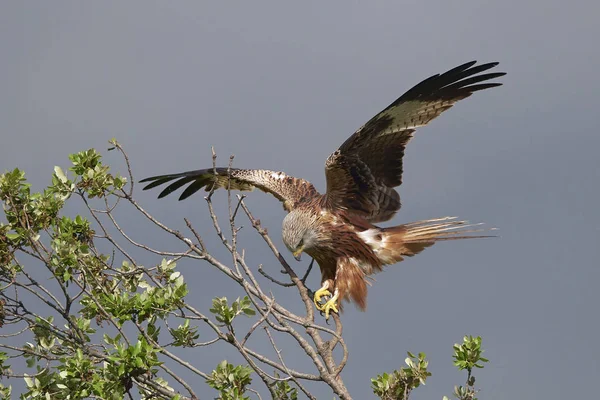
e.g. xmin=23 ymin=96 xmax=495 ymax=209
xmin=258 ymin=264 xmax=295 ymax=287
xmin=241 ymin=295 xmax=275 ymax=347
xmin=264 ymin=327 xmax=318 ymax=400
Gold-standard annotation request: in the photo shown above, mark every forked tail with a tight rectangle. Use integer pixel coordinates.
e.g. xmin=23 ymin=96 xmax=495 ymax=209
xmin=370 ymin=217 xmax=496 ymax=264
xmin=401 ymin=216 xmax=494 ymax=242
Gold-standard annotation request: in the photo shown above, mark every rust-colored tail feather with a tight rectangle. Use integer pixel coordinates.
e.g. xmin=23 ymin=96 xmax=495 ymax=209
xmin=379 ymin=217 xmax=495 ymax=263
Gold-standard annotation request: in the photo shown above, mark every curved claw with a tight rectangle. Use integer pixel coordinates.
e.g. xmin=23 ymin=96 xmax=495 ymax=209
xmin=322 ymin=298 xmax=339 ymax=320
xmin=322 ymin=290 xmax=339 ymax=320
xmin=314 ymin=287 xmax=332 ymax=311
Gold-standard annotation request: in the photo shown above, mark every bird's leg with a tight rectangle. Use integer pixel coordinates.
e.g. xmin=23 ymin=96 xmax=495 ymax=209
xmin=314 ymin=281 xmax=331 ymax=311
xmin=321 ymin=289 xmax=339 ymax=320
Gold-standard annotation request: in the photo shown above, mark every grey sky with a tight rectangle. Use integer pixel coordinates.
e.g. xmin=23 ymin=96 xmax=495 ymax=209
xmin=1 ymin=1 xmax=599 ymax=399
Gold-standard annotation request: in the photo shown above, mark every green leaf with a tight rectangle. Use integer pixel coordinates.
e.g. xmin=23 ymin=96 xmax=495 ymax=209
xmin=54 ymin=166 xmax=67 ymax=183
xmin=24 ymin=375 xmax=34 ymax=388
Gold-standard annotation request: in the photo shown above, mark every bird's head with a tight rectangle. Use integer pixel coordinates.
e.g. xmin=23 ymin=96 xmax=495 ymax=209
xmin=282 ymin=209 xmax=319 ymax=261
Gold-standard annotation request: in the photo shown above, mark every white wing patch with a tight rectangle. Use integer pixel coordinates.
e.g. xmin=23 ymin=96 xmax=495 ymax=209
xmin=357 ymin=229 xmax=395 ymax=264
xmin=270 ymin=172 xmax=287 ymax=180
xmin=357 ymin=228 xmax=380 ymax=246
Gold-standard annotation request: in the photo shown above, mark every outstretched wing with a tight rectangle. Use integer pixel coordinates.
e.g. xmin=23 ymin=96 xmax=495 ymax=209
xmin=325 ymin=61 xmax=505 ymax=222
xmin=141 ymin=168 xmax=319 ymax=211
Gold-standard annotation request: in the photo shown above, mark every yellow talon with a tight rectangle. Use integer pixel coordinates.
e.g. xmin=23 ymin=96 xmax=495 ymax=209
xmin=314 ymin=283 xmax=340 ymax=319
xmin=314 ymin=287 xmax=331 ymax=311
xmin=322 ymin=291 xmax=339 ymax=320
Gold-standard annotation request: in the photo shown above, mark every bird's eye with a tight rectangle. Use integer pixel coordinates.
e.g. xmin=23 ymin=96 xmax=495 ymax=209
xmin=298 ymin=239 xmax=304 ymax=247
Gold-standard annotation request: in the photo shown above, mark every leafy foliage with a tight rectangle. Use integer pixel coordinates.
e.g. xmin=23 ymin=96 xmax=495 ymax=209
xmin=443 ymin=336 xmax=489 ymax=400
xmin=68 ymin=149 xmax=126 ymax=198
xmin=169 ymin=319 xmax=200 ymax=348
xmin=452 ymin=335 xmax=489 ymax=372
xmin=272 ymin=376 xmax=298 ymax=400
xmin=210 ymin=296 xmax=256 ymax=326
xmin=371 ymin=352 xmax=431 ymax=400
xmin=206 ymin=360 xmax=253 ymax=400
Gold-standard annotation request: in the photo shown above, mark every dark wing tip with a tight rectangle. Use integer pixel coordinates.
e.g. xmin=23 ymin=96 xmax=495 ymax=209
xmin=140 ymin=176 xmax=178 ymax=191
xmin=178 ymin=179 xmax=208 ymax=200
xmin=465 ymin=82 xmax=504 ymax=93
xmin=139 ymin=176 xmax=156 ymax=183
xmin=444 ymin=60 xmax=479 ymax=75
xmin=396 ymin=60 xmax=505 ymax=104
xmin=472 ymin=60 xmax=499 ymax=69
xmin=139 ymin=169 xmax=214 ymax=199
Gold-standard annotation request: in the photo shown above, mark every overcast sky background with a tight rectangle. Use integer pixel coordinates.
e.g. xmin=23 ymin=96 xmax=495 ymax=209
xmin=1 ymin=1 xmax=599 ymax=399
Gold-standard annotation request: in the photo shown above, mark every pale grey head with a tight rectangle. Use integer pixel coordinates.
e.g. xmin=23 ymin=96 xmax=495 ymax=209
xmin=282 ymin=209 xmax=320 ymax=261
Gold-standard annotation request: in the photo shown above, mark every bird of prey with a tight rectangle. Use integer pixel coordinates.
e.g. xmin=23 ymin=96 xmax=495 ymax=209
xmin=141 ymin=61 xmax=505 ymax=319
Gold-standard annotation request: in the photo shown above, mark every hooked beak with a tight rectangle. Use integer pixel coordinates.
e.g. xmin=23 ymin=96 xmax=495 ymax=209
xmin=292 ymin=248 xmax=303 ymax=261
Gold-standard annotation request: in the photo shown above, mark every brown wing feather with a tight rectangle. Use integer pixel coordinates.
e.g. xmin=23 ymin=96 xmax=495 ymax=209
xmin=325 ymin=61 xmax=505 ymax=222
xmin=141 ymin=168 xmax=319 ymax=212
xmin=324 ymin=152 xmax=401 ymax=222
